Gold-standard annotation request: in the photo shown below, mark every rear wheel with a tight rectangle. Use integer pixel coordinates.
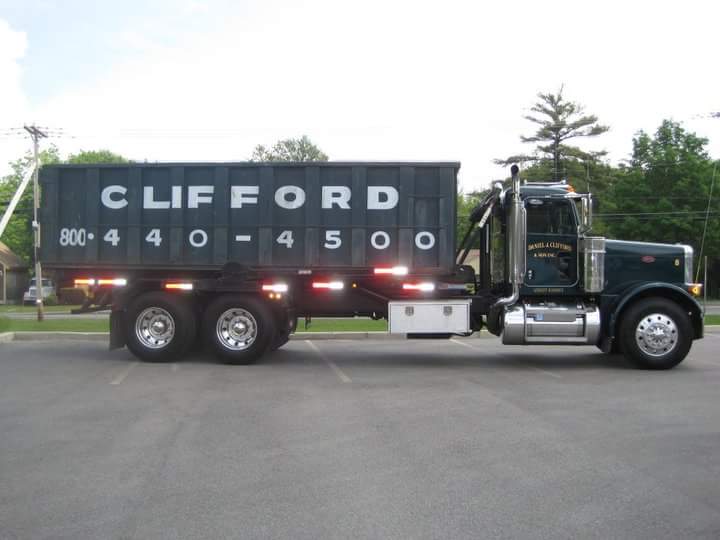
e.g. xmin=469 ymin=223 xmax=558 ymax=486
xmin=204 ymin=295 xmax=276 ymax=364
xmin=269 ymin=319 xmax=294 ymax=351
xmin=126 ymin=291 xmax=197 ymax=362
xmin=619 ymin=298 xmax=692 ymax=370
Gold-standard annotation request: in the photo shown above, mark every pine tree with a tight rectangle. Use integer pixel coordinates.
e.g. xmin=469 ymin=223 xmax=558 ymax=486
xmin=497 ymin=87 xmax=609 ymax=181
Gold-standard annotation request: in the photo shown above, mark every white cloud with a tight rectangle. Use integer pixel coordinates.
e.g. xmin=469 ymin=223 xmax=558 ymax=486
xmin=0 ymin=19 xmax=30 ymax=177
xmin=21 ymin=0 xmax=720 ymax=190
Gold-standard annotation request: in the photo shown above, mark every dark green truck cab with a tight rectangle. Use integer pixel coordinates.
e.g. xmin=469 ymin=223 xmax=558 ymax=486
xmin=468 ymin=175 xmax=704 ymax=370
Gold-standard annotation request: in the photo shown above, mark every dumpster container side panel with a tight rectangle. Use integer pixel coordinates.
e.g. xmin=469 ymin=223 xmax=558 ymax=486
xmin=40 ymin=162 xmax=459 ymax=274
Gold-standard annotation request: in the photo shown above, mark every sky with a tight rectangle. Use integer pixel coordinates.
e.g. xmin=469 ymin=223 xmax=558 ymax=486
xmin=1 ymin=0 xmax=718 ymax=191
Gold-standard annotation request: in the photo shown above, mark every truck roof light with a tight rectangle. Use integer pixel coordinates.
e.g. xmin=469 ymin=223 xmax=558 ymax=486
xmin=402 ymin=282 xmax=435 ymax=291
xmin=312 ymin=281 xmax=344 ymax=290
xmin=74 ymin=278 xmax=96 ymax=286
xmin=262 ymin=283 xmax=289 ymax=293
xmin=374 ymin=266 xmax=408 ymax=276
xmin=165 ymin=282 xmax=193 ymax=291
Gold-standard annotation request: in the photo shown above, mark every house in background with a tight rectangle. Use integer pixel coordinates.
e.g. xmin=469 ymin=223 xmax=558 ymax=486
xmin=0 ymin=242 xmax=29 ymax=304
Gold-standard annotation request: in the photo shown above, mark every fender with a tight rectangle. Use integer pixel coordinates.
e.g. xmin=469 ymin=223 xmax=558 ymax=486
xmin=605 ymin=282 xmax=703 ymax=340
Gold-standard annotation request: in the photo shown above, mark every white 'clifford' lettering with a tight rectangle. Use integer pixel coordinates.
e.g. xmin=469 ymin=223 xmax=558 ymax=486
xmin=188 ymin=186 xmax=214 ymax=208
xmin=101 ymin=184 xmax=401 ymax=210
xmin=231 ymin=186 xmax=259 ymax=208
xmin=367 ymin=186 xmax=399 ymax=210
xmin=321 ymin=186 xmax=351 ymax=209
xmin=143 ymin=186 xmax=170 ymax=209
xmin=275 ymin=185 xmax=305 ymax=210
xmin=101 ymin=185 xmax=128 ymax=209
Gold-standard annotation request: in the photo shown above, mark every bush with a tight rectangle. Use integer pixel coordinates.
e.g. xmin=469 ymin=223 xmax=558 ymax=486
xmin=44 ymin=294 xmax=59 ymax=306
xmin=59 ymin=287 xmax=86 ymax=305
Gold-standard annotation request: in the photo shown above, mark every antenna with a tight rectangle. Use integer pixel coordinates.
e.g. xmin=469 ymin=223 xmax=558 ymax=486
xmin=696 ymin=161 xmax=717 ymax=282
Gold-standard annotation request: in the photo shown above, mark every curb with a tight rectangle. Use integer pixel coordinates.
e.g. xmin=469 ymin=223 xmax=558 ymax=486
xmin=1 ymin=332 xmax=110 ymax=342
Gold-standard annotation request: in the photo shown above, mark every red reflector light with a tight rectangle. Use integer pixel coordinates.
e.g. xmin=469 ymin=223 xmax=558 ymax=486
xmin=312 ymin=281 xmax=344 ymax=290
xmin=402 ymin=282 xmax=435 ymax=291
xmin=374 ymin=266 xmax=408 ymax=276
xmin=165 ymin=282 xmax=193 ymax=291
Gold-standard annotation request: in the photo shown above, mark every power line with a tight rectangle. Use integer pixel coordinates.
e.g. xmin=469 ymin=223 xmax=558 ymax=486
xmin=594 ymin=210 xmax=720 ymax=217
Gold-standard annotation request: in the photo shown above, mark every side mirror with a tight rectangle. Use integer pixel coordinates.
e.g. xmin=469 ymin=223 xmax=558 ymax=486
xmin=578 ymin=194 xmax=592 ymax=234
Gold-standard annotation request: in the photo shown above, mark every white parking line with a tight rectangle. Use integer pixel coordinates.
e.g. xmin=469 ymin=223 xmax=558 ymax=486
xmin=110 ymin=362 xmax=139 ymax=385
xmin=451 ymin=338 xmax=562 ymax=379
xmin=450 ymin=338 xmax=477 ymax=350
xmin=528 ymin=366 xmax=563 ymax=379
xmin=171 ymin=363 xmax=179 ymax=372
xmin=305 ymin=340 xmax=352 ymax=383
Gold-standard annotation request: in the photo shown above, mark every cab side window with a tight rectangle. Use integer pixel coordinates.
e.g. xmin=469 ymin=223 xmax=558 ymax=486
xmin=526 ymin=199 xmax=576 ymax=235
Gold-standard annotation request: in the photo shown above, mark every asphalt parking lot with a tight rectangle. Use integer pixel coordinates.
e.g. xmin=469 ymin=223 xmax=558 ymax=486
xmin=1 ymin=334 xmax=720 ymax=540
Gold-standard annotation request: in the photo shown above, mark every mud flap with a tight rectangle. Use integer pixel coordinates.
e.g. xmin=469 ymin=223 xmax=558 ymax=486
xmin=109 ymin=311 xmax=126 ymax=350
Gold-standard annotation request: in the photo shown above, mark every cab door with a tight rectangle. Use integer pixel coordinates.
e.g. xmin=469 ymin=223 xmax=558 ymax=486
xmin=523 ymin=198 xmax=579 ymax=291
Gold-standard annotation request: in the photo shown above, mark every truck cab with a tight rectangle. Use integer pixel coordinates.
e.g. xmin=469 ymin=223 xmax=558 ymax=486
xmin=463 ymin=171 xmax=704 ymax=369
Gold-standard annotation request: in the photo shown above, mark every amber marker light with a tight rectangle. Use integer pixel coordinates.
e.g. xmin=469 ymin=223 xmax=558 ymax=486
xmin=687 ymin=283 xmax=702 ymax=297
xmin=97 ymin=278 xmax=127 ymax=287
xmin=165 ymin=282 xmax=193 ymax=291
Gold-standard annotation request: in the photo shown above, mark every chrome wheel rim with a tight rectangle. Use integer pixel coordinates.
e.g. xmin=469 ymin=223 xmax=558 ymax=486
xmin=635 ymin=312 xmax=678 ymax=357
xmin=135 ymin=307 xmax=175 ymax=349
xmin=216 ymin=308 xmax=257 ymax=351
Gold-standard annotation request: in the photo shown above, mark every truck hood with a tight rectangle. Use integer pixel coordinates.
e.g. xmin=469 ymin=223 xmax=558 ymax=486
xmin=603 ymin=239 xmax=689 ymax=294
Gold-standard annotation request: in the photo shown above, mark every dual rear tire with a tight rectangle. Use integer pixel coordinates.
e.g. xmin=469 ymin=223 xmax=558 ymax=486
xmin=204 ymin=295 xmax=276 ymax=364
xmin=125 ymin=292 xmax=278 ymax=364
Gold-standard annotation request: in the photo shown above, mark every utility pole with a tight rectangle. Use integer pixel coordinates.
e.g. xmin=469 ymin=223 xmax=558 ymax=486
xmin=23 ymin=125 xmax=47 ymax=322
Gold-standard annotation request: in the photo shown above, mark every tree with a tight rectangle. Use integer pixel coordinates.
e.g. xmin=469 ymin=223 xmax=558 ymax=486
xmin=0 ymin=145 xmax=61 ymax=263
xmin=602 ymin=120 xmax=718 ymax=289
xmin=251 ymin=135 xmax=328 ymax=162
xmin=66 ymin=149 xmax=129 ymax=164
xmin=0 ymin=147 xmax=128 ymax=264
xmin=496 ymin=87 xmax=609 ymax=181
xmin=456 ymin=189 xmax=488 ymax=245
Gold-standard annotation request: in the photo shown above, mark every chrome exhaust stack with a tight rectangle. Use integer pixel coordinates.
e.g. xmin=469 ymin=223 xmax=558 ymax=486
xmin=492 ymin=164 xmax=526 ymax=311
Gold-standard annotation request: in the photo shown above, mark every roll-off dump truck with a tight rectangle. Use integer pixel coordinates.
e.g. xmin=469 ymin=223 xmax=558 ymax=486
xmin=39 ymin=162 xmax=704 ymax=369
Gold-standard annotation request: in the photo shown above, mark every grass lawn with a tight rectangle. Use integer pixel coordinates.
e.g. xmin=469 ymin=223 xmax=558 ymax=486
xmin=0 ymin=304 xmax=83 ymax=313
xmin=704 ymin=314 xmax=720 ymax=326
xmin=297 ymin=318 xmax=388 ymax=332
xmin=0 ymin=317 xmax=109 ymax=333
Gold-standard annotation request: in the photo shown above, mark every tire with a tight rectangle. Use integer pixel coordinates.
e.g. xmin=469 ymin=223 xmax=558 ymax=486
xmin=126 ymin=291 xmax=197 ymax=363
xmin=204 ymin=295 xmax=276 ymax=364
xmin=619 ymin=298 xmax=693 ymax=370
xmin=269 ymin=316 xmax=296 ymax=352
xmin=270 ymin=330 xmax=291 ymax=351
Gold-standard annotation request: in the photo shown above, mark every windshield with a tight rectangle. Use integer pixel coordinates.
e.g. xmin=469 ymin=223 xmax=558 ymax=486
xmin=29 ymin=279 xmax=52 ymax=287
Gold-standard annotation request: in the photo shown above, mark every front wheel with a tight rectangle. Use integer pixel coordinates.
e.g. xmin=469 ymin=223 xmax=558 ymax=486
xmin=204 ymin=295 xmax=276 ymax=364
xmin=126 ymin=291 xmax=197 ymax=362
xmin=619 ymin=298 xmax=693 ymax=370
